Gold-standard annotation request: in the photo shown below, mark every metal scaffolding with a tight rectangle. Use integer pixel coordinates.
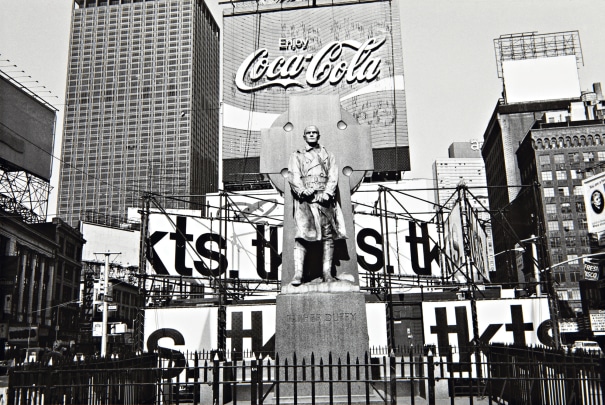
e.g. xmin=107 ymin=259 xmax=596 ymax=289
xmin=0 ymin=161 xmax=50 ymax=223
xmin=494 ymin=31 xmax=583 ymax=79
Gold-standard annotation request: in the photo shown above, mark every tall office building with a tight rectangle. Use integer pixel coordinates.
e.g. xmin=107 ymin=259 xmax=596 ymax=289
xmin=434 ymin=141 xmax=494 ymax=280
xmin=484 ymin=31 xmax=584 ymax=282
xmin=433 ymin=141 xmax=488 ymax=209
xmin=516 ymin=88 xmax=605 ymax=312
xmin=58 ymin=0 xmax=220 ymax=227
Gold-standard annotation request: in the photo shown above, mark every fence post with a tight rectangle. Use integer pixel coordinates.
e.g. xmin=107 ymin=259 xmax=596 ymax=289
xmin=390 ymin=350 xmax=397 ymax=405
xmin=213 ymin=353 xmax=220 ymax=405
xmin=427 ymin=348 xmax=435 ymax=405
xmin=251 ymin=354 xmax=258 ymax=405
xmin=257 ymin=354 xmax=264 ymax=405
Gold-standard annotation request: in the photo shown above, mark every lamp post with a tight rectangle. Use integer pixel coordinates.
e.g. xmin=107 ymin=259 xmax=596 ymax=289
xmin=540 ymin=252 xmax=604 ymax=349
xmin=95 ymin=252 xmax=120 ymax=357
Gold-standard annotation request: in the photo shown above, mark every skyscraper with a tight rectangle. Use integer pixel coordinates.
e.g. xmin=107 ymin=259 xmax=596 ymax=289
xmin=58 ymin=0 xmax=219 ymax=227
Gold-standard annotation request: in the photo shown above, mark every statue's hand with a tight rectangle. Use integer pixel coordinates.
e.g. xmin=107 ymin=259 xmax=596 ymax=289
xmin=301 ymin=188 xmax=315 ymax=197
xmin=320 ymin=192 xmax=332 ymax=202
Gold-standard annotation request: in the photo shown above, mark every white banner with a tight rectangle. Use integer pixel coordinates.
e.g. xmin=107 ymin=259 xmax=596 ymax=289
xmin=143 ymin=302 xmax=387 ymax=355
xmin=467 ymin=208 xmax=491 ymax=282
xmin=442 ymin=205 xmax=465 ymax=282
xmin=422 ymin=297 xmax=553 ymax=349
xmin=583 ymin=171 xmax=605 ymax=233
xmin=147 ymin=209 xmax=442 ymax=281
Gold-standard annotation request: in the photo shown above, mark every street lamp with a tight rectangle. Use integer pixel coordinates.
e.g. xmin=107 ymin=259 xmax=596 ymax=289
xmin=493 ymin=247 xmax=525 ymax=257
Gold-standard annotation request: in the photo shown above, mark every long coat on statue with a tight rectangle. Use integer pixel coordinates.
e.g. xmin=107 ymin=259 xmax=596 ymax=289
xmin=287 ymin=144 xmax=347 ymax=241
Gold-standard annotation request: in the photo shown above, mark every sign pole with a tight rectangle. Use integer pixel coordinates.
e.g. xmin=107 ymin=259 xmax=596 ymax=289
xmin=97 ymin=251 xmax=120 ymax=358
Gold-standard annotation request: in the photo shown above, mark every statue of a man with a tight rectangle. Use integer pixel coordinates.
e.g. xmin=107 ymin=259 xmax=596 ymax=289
xmin=287 ymin=125 xmax=347 ymax=286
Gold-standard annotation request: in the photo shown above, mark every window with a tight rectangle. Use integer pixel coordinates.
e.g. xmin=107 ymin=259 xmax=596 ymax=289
xmin=550 ymin=236 xmax=561 ymax=247
xmin=573 ymin=186 xmax=584 ymax=196
xmin=548 ymin=221 xmax=559 ymax=231
xmin=567 ymin=254 xmax=579 ymax=265
xmin=561 ymin=203 xmax=572 ymax=213
xmin=541 ymin=171 xmax=553 ymax=181
xmin=539 ymin=155 xmax=551 ymax=166
xmin=544 ymin=188 xmax=555 ymax=197
xmin=558 ymin=187 xmax=569 ymax=197
xmin=554 ymin=154 xmax=565 ymax=164
xmin=576 ymin=201 xmax=585 ymax=212
xmin=584 ymin=152 xmax=595 ymax=163
xmin=562 ymin=220 xmax=574 ymax=231
xmin=556 ymin=171 xmax=567 ymax=180
xmin=569 ymin=152 xmax=581 ymax=163
xmin=546 ymin=204 xmax=557 ymax=214
xmin=554 ymin=271 xmax=566 ymax=284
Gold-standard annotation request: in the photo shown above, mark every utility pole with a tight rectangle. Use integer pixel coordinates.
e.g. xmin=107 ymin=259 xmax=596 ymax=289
xmin=530 ymin=234 xmax=540 ymax=297
xmin=96 ymin=251 xmax=120 ymax=357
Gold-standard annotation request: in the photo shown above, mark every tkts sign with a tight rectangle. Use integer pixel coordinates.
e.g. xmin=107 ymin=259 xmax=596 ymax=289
xmin=235 ymin=37 xmax=386 ymax=92
xmin=146 ymin=209 xmax=442 ymax=280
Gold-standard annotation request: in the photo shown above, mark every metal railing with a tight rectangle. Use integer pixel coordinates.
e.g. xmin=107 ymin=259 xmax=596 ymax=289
xmin=7 ymin=344 xmax=604 ymax=405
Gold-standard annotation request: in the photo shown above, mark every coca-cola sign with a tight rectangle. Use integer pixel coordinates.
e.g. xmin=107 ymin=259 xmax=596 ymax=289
xmin=235 ymin=37 xmax=386 ymax=92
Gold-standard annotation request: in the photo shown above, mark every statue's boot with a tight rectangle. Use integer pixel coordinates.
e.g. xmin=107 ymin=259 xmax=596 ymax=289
xmin=322 ymin=239 xmax=336 ymax=282
xmin=291 ymin=241 xmax=305 ymax=286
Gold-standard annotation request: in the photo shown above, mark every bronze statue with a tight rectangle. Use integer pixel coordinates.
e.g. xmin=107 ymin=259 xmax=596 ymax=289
xmin=287 ymin=125 xmax=347 ymax=286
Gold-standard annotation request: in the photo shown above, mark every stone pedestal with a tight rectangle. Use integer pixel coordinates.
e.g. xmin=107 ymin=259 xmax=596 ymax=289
xmin=275 ymin=290 xmax=370 ymax=402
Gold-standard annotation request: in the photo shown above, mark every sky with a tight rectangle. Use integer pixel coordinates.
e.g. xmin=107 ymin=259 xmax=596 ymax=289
xmin=1 ymin=0 xmax=605 ymax=218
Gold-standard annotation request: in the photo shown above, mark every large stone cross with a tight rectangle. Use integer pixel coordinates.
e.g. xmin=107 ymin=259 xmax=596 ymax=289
xmin=260 ymin=95 xmax=373 ymax=289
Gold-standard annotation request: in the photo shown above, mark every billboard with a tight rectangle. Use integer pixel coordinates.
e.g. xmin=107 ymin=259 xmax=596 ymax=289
xmin=423 ymin=298 xmax=553 ymax=352
xmin=583 ymin=171 xmax=605 ymax=234
xmin=442 ymin=204 xmax=465 ymax=282
xmin=146 ymin=208 xmax=442 ymax=283
xmin=222 ymin=0 xmax=409 ymax=184
xmin=81 ymin=222 xmax=141 ymax=267
xmin=0 ymin=76 xmax=55 ymax=181
xmin=143 ymin=302 xmax=387 ymax=355
xmin=502 ymin=55 xmax=580 ymax=104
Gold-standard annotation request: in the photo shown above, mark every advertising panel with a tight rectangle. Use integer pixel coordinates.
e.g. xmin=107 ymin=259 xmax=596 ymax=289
xmin=143 ymin=302 xmax=387 ymax=355
xmin=422 ymin=296 xmax=553 ymax=369
xmin=222 ymin=0 xmax=409 ymax=183
xmin=0 ymin=77 xmax=55 ymax=181
xmin=146 ymin=207 xmax=442 ymax=283
xmin=583 ymin=171 xmax=605 ymax=234
xmin=467 ymin=207 xmax=491 ymax=282
xmin=81 ymin=222 xmax=141 ymax=267
xmin=589 ymin=309 xmax=605 ymax=334
xmin=442 ymin=205 xmax=465 ymax=282
xmin=502 ymin=55 xmax=580 ymax=104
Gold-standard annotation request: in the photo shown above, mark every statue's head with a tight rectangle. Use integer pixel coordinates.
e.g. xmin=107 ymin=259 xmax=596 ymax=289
xmin=303 ymin=125 xmax=320 ymax=145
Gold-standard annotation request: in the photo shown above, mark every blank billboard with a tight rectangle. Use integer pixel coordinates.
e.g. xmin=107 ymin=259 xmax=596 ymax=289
xmin=502 ymin=55 xmax=580 ymax=104
xmin=0 ymin=77 xmax=55 ymax=181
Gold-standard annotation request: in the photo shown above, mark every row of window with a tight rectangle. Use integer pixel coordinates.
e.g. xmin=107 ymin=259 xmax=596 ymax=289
xmin=547 ymin=219 xmax=584 ymax=231
xmin=545 ymin=201 xmax=585 ymax=215
xmin=539 ymin=151 xmax=605 ymax=166
xmin=543 ymin=186 xmax=583 ymax=197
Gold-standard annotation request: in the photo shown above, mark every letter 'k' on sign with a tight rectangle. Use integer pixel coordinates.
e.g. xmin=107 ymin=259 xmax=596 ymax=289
xmin=260 ymin=95 xmax=373 ymax=287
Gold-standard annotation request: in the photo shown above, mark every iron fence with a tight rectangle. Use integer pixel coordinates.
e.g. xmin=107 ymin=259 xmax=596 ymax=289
xmin=6 ymin=345 xmax=604 ymax=405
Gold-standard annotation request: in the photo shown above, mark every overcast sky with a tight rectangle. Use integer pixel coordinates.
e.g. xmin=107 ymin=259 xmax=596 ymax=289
xmin=1 ymin=0 xmax=605 ymax=217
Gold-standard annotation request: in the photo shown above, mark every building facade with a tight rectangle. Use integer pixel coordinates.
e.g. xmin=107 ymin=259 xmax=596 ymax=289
xmin=434 ymin=141 xmax=494 ymax=280
xmin=58 ymin=0 xmax=220 ymax=227
xmin=0 ymin=214 xmax=85 ymax=359
xmin=433 ymin=141 xmax=488 ymax=209
xmin=517 ymin=111 xmax=605 ymax=312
